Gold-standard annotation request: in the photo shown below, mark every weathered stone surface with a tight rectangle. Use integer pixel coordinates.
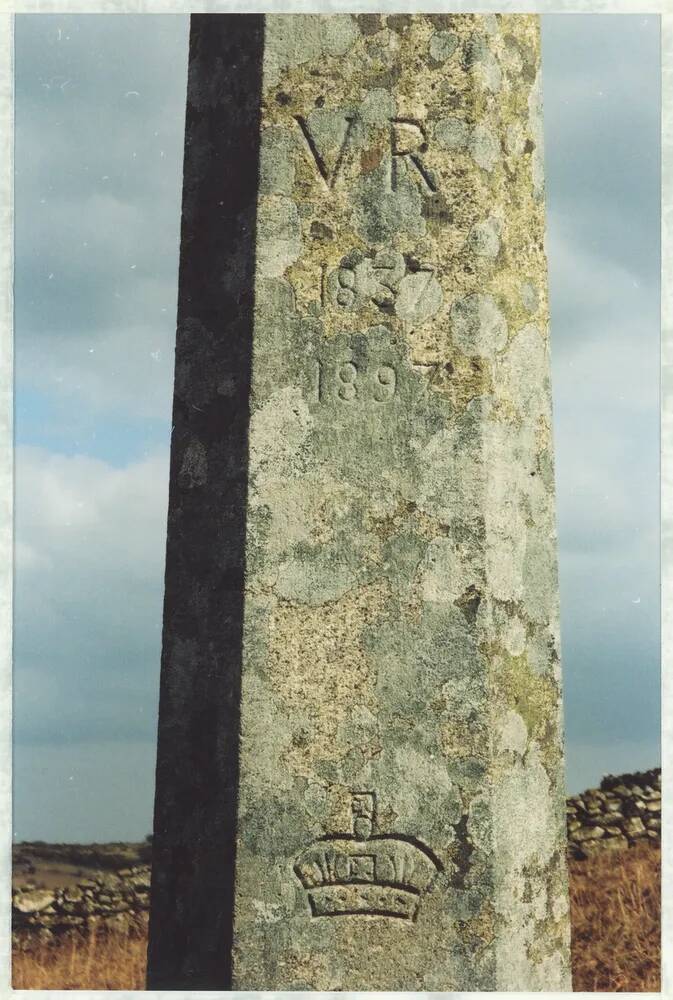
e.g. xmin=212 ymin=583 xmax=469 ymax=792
xmin=622 ymin=817 xmax=647 ymax=838
xmin=566 ymin=768 xmax=661 ymax=857
xmin=12 ymin=866 xmax=152 ymax=952
xmin=148 ymin=12 xmax=570 ymax=992
xmin=13 ymin=890 xmax=55 ymax=914
xmin=579 ymin=835 xmax=629 ymax=856
xmin=572 ymin=826 xmax=605 ymax=843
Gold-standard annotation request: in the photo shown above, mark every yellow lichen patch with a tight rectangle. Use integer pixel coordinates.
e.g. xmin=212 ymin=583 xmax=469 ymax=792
xmin=439 ymin=716 xmax=489 ymax=762
xmin=458 ymin=900 xmax=497 ymax=952
xmin=412 ymin=349 xmax=494 ymax=412
xmin=234 ymin=15 xmax=568 ymax=989
xmin=491 ymin=651 xmax=563 ymax=778
xmin=535 ymin=414 xmax=552 ymax=455
xmin=266 ymin=581 xmax=390 ymax=776
xmin=364 ymin=497 xmax=453 ymax=545
xmin=261 ymin=13 xmax=549 ymax=372
xmin=364 ymin=497 xmax=418 ymax=542
xmin=276 ymin=949 xmax=333 ymax=991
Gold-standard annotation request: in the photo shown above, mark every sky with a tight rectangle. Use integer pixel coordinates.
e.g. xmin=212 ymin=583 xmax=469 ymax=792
xmin=12 ymin=14 xmax=660 ymax=842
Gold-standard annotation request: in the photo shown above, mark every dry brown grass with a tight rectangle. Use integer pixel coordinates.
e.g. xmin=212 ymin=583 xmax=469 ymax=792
xmin=13 ymin=842 xmax=661 ymax=991
xmin=12 ymin=927 xmax=148 ymax=990
xmin=569 ymin=840 xmax=661 ymax=992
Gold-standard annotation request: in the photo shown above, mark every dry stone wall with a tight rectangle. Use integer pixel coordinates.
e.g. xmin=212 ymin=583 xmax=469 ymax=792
xmin=12 ymin=769 xmax=660 ymax=948
xmin=566 ymin=768 xmax=661 ymax=859
xmin=12 ymin=865 xmax=150 ymax=950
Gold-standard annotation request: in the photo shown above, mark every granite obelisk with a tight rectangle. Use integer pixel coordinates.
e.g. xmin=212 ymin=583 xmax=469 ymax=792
xmin=148 ymin=13 xmax=571 ymax=990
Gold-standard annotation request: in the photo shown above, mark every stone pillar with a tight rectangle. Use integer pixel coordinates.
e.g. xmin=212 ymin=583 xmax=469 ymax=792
xmin=147 ymin=13 xmax=571 ymax=991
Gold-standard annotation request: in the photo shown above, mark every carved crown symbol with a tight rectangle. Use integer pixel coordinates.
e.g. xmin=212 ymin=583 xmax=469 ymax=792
xmin=293 ymin=792 xmax=442 ymax=921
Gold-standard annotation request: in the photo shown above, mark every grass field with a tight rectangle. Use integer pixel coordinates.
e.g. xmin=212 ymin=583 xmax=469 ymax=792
xmin=13 ymin=842 xmax=660 ymax=991
xmin=568 ymin=841 xmax=660 ymax=992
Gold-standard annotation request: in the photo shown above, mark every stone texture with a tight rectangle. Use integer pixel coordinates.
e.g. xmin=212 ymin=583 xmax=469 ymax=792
xmin=148 ymin=12 xmax=570 ymax=992
xmin=17 ymin=768 xmax=660 ymax=954
xmin=566 ymin=768 xmax=661 ymax=859
xmin=13 ymin=890 xmax=55 ymax=915
xmin=12 ymin=867 xmax=151 ymax=951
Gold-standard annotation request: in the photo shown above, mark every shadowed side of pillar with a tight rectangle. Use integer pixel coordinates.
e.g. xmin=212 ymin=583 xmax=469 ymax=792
xmin=146 ymin=14 xmax=264 ymax=990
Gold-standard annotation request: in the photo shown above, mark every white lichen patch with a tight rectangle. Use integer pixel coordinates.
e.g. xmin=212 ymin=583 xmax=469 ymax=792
xmin=359 ymin=87 xmax=397 ymax=127
xmin=178 ymin=438 xmax=207 ymax=489
xmin=465 ymin=34 xmax=502 ymax=93
xmin=552 ymin=889 xmax=570 ymax=921
xmin=252 ymin=899 xmax=285 ymax=924
xmin=450 ymin=293 xmax=508 ymax=358
xmin=274 ymin=550 xmax=359 ymax=605
xmin=263 ymin=14 xmax=359 ymax=90
xmin=259 ymin=126 xmax=297 ymax=197
xmin=468 ymin=793 xmax=493 ymax=851
xmin=520 ymin=281 xmax=539 ymax=313
xmin=239 ymin=671 xmax=295 ymax=797
xmin=429 ymin=30 xmax=459 ymax=63
xmin=440 ymin=673 xmax=484 ymax=717
xmin=249 ymin=386 xmax=313 ymax=481
xmin=434 ymin=116 xmax=470 ymax=150
xmin=497 ymin=709 xmax=528 ymax=756
xmin=470 ymin=123 xmax=501 ymax=172
xmin=421 ymin=536 xmax=477 ymax=604
xmin=256 ymin=197 xmax=302 ymax=278
xmin=395 ymin=270 xmax=443 ymax=326
xmin=467 ymin=216 xmax=501 ymax=258
xmin=390 ymin=745 xmax=464 ymax=833
xmin=527 ymin=70 xmax=545 ymax=201
xmin=503 ymin=616 xmax=527 ymax=657
xmin=522 ymin=531 xmax=557 ymax=626
xmin=416 ymin=418 xmax=484 ymax=528
xmin=492 ymin=742 xmax=558 ymax=872
xmin=504 ymin=121 xmax=525 ymax=157
xmin=495 ymin=323 xmax=548 ymax=421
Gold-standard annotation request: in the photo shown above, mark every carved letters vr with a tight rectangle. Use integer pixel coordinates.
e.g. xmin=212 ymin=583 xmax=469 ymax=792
xmin=295 ymin=114 xmax=437 ymax=193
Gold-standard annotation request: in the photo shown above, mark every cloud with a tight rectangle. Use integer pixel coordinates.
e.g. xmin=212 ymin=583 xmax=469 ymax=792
xmin=546 ymin=217 xmax=659 ymax=365
xmin=14 ymin=446 xmax=170 ymax=746
xmin=11 ymin=14 xmax=661 ymax=838
xmin=541 ymin=15 xmax=660 ymax=281
xmin=540 ymin=15 xmax=660 ymax=787
xmin=14 ymin=14 xmax=188 ymax=419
